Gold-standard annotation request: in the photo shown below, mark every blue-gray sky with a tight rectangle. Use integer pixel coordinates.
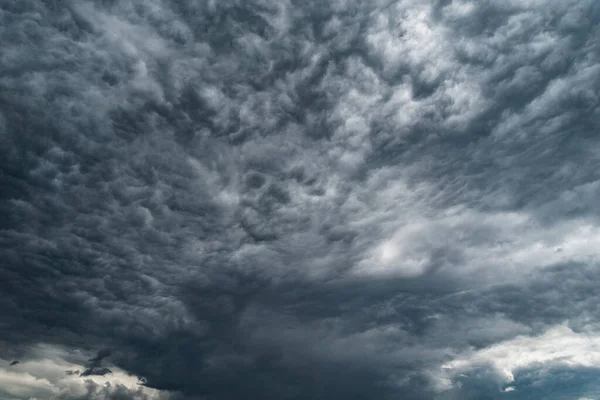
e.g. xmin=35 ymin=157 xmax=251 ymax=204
xmin=1 ymin=0 xmax=600 ymax=399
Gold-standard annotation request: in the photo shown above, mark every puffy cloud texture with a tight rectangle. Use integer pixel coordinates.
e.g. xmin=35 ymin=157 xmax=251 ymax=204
xmin=1 ymin=0 xmax=600 ymax=399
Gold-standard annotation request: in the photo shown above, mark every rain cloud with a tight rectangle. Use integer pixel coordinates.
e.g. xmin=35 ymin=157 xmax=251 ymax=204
xmin=1 ymin=0 xmax=600 ymax=399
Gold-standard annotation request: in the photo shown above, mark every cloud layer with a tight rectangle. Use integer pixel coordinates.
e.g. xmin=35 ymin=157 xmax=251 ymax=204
xmin=1 ymin=0 xmax=600 ymax=399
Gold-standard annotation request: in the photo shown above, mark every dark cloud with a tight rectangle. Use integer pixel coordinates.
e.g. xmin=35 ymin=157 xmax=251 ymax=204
xmin=80 ymin=348 xmax=113 ymax=377
xmin=1 ymin=0 xmax=600 ymax=399
xmin=66 ymin=369 xmax=81 ymax=375
xmin=80 ymin=367 xmax=113 ymax=377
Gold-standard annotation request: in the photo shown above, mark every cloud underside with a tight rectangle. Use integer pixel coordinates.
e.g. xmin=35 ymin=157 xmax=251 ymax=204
xmin=1 ymin=0 xmax=600 ymax=399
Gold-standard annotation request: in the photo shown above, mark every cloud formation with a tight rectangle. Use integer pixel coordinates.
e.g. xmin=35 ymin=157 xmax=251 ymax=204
xmin=0 ymin=345 xmax=161 ymax=400
xmin=79 ymin=349 xmax=113 ymax=377
xmin=1 ymin=0 xmax=599 ymax=399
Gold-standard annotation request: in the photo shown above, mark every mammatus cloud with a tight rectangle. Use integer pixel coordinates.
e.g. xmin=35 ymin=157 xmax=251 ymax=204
xmin=1 ymin=0 xmax=599 ymax=399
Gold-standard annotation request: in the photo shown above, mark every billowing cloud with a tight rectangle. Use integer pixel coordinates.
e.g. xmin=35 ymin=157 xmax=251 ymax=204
xmin=0 ymin=345 xmax=165 ymax=400
xmin=1 ymin=0 xmax=599 ymax=399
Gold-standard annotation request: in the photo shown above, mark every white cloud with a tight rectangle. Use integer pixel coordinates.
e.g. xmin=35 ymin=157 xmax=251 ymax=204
xmin=441 ymin=324 xmax=600 ymax=387
xmin=0 ymin=345 xmax=169 ymax=400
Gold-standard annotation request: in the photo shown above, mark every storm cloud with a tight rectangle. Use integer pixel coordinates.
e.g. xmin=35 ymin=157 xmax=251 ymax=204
xmin=1 ymin=0 xmax=600 ymax=398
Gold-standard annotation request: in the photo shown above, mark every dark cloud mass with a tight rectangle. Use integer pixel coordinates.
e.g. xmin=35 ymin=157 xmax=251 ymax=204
xmin=80 ymin=349 xmax=112 ymax=377
xmin=1 ymin=0 xmax=600 ymax=399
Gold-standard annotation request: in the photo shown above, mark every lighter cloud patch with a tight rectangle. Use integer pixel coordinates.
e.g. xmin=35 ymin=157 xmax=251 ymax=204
xmin=441 ymin=324 xmax=600 ymax=386
xmin=0 ymin=344 xmax=170 ymax=400
xmin=443 ymin=79 xmax=487 ymax=128
xmin=357 ymin=220 xmax=432 ymax=278
xmin=444 ymin=0 xmax=476 ymax=19
xmin=353 ymin=193 xmax=600 ymax=279
xmin=367 ymin=3 xmax=453 ymax=81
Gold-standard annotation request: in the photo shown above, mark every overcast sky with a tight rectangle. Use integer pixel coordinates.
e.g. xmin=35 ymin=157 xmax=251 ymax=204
xmin=1 ymin=0 xmax=600 ymax=399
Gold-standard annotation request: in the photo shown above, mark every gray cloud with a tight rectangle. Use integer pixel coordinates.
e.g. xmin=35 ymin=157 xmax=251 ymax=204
xmin=1 ymin=0 xmax=600 ymax=399
xmin=80 ymin=349 xmax=112 ymax=377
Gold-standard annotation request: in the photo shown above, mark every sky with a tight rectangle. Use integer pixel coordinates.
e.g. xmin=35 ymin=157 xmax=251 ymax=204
xmin=1 ymin=0 xmax=599 ymax=399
